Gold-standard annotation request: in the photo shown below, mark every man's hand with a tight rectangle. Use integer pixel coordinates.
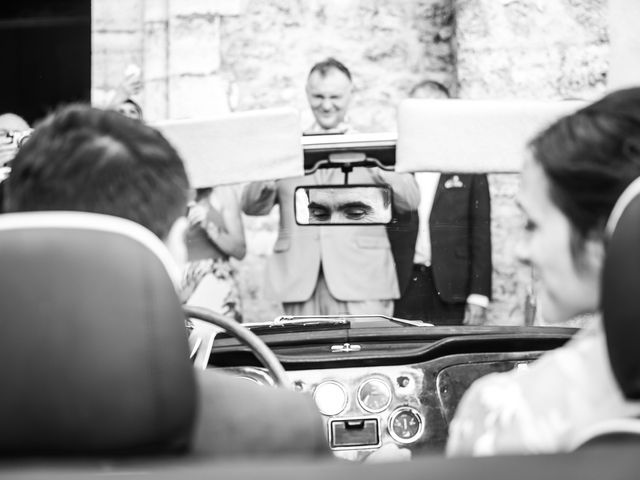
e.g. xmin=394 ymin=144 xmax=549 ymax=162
xmin=463 ymin=303 xmax=487 ymax=326
xmin=187 ymin=203 xmax=208 ymax=228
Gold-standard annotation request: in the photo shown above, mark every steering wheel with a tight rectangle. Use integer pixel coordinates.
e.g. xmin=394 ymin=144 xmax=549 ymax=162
xmin=183 ymin=305 xmax=291 ymax=389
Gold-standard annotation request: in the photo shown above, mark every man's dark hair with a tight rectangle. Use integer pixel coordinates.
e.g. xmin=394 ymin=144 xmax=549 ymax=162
xmin=4 ymin=104 xmax=189 ymax=240
xmin=408 ymin=80 xmax=450 ymax=99
xmin=529 ymin=87 xmax=640 ymax=259
xmin=308 ymin=57 xmax=352 ymax=82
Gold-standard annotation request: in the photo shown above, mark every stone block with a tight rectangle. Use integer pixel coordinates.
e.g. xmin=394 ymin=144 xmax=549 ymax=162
xmin=92 ymin=0 xmax=142 ymax=31
xmin=169 ymin=16 xmax=221 ymax=75
xmin=92 ymin=31 xmax=142 ymax=54
xmin=143 ymin=78 xmax=169 ymax=121
xmin=143 ymin=0 xmax=169 ymax=22
xmin=168 ymin=74 xmax=230 ymax=119
xmin=143 ymin=21 xmax=169 ymax=80
xmin=169 ymin=0 xmax=248 ymax=17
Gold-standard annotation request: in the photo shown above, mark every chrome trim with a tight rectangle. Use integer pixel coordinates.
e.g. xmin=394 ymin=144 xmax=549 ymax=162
xmin=313 ymin=380 xmax=348 ymax=416
xmin=331 ymin=343 xmax=362 ymax=353
xmin=302 ymin=132 xmax=397 ymax=150
xmin=356 ymin=378 xmax=392 ymax=413
xmin=328 ymin=416 xmax=381 ymax=451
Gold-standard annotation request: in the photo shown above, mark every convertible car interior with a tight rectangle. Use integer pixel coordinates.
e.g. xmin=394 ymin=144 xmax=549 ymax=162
xmin=2 ymin=100 xmax=640 ymax=478
xmin=0 ymin=211 xmax=326 ymax=462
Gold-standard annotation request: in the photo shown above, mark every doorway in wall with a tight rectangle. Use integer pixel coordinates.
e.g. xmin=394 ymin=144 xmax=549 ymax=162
xmin=0 ymin=0 xmax=90 ymax=125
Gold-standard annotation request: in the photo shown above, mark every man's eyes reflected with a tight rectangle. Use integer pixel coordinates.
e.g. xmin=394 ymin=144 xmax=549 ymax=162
xmin=308 ymin=203 xmax=331 ymax=221
xmin=342 ymin=206 xmax=369 ymax=220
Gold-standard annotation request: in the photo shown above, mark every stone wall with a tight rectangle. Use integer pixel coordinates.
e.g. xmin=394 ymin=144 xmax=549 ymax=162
xmin=220 ymin=0 xmax=457 ymax=131
xmin=455 ymin=0 xmax=608 ymax=325
xmin=92 ymin=0 xmax=245 ymax=120
xmin=217 ymin=0 xmax=460 ymax=323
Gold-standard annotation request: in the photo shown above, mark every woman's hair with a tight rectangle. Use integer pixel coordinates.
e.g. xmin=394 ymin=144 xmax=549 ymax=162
xmin=529 ymin=87 xmax=640 ymax=258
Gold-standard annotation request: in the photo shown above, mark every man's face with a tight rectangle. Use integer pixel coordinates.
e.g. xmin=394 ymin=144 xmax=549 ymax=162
xmin=306 ymin=69 xmax=352 ymax=130
xmin=306 ymin=187 xmax=390 ymax=224
xmin=116 ymin=102 xmax=142 ymax=121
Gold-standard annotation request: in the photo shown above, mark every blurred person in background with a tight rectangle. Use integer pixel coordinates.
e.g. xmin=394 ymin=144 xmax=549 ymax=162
xmin=183 ymin=186 xmax=246 ymax=321
xmin=0 ymin=113 xmax=31 ymax=212
xmin=242 ymin=58 xmax=419 ymax=317
xmin=0 ymin=113 xmax=30 ymax=167
xmin=304 ymin=57 xmax=354 ymax=134
xmin=391 ymin=80 xmax=492 ymax=326
xmin=116 ymin=98 xmax=143 ymax=121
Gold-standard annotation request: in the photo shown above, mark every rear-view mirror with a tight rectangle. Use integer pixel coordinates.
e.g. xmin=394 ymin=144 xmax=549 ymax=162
xmin=295 ymin=185 xmax=393 ymax=226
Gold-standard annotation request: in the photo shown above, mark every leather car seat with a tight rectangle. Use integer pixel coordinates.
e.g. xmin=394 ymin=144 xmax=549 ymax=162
xmin=573 ymin=177 xmax=640 ymax=450
xmin=0 ymin=211 xmax=196 ymax=454
xmin=0 ymin=211 xmax=326 ymax=458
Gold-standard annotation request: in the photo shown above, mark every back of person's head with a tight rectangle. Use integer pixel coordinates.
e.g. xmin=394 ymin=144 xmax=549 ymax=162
xmin=408 ymin=80 xmax=450 ymax=99
xmin=4 ymin=104 xmax=189 ymax=241
xmin=528 ymin=87 xmax=640 ymax=256
xmin=308 ymin=57 xmax=352 ymax=82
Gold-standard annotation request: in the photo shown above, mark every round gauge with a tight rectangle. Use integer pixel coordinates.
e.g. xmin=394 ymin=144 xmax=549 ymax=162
xmin=313 ymin=381 xmax=347 ymax=416
xmin=357 ymin=378 xmax=392 ymax=413
xmin=388 ymin=407 xmax=424 ymax=444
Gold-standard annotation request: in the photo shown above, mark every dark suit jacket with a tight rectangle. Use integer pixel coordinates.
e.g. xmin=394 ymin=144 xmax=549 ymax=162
xmin=388 ymin=173 xmax=492 ymax=304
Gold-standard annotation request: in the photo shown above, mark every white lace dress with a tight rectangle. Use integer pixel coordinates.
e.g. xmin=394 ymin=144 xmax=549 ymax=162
xmin=446 ymin=315 xmax=640 ymax=456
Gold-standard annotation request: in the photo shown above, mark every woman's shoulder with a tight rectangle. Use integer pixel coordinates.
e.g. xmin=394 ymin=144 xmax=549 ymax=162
xmin=447 ymin=325 xmax=604 ymax=456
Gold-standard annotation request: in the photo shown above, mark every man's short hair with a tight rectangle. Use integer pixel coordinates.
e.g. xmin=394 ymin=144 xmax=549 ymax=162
xmin=308 ymin=57 xmax=352 ymax=82
xmin=409 ymin=80 xmax=450 ymax=99
xmin=4 ymin=104 xmax=189 ymax=240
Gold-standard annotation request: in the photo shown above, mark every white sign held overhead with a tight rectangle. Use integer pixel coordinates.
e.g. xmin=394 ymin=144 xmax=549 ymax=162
xmin=396 ymin=99 xmax=584 ymax=174
xmin=154 ymin=108 xmax=304 ymax=188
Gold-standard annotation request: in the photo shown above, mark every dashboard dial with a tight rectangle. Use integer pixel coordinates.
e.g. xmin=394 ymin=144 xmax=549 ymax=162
xmin=357 ymin=378 xmax=392 ymax=413
xmin=388 ymin=407 xmax=423 ymax=444
xmin=313 ymin=381 xmax=347 ymax=416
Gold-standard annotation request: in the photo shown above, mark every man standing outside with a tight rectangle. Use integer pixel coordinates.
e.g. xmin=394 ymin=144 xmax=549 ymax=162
xmin=242 ymin=58 xmax=419 ymax=317
xmin=391 ymin=80 xmax=492 ymax=325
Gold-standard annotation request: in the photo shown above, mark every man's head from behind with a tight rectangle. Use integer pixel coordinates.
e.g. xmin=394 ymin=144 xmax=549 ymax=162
xmin=408 ymin=80 xmax=450 ymax=100
xmin=4 ymin=104 xmax=190 ymax=261
xmin=306 ymin=57 xmax=353 ymax=131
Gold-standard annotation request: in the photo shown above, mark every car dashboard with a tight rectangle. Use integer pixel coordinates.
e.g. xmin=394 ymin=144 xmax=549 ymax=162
xmin=211 ymin=325 xmax=575 ymax=461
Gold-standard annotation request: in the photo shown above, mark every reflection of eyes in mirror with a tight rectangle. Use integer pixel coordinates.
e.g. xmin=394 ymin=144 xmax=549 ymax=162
xmin=308 ymin=200 xmax=373 ymax=222
xmin=295 ymin=185 xmax=392 ymax=225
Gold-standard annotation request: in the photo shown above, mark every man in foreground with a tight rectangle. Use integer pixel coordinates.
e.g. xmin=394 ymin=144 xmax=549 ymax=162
xmin=3 ymin=104 xmax=327 ymax=458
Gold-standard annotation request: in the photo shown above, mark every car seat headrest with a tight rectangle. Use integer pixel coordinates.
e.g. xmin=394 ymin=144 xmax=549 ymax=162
xmin=603 ymin=177 xmax=640 ymax=400
xmin=0 ymin=212 xmax=196 ymax=455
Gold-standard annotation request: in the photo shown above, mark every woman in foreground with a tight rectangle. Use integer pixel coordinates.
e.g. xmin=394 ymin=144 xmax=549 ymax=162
xmin=447 ymin=87 xmax=640 ymax=456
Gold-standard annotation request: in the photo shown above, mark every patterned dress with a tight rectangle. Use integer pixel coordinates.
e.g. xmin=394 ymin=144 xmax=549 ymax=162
xmin=182 ymin=193 xmax=242 ymax=322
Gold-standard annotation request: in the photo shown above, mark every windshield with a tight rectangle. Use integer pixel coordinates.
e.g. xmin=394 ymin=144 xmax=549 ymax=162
xmin=171 ymin=2 xmax=606 ymax=331
xmin=8 ymin=1 xmax=608 ymax=331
